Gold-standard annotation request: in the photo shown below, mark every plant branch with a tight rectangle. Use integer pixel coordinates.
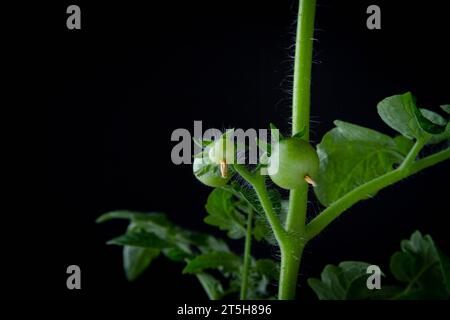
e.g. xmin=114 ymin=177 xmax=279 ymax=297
xmin=240 ymin=208 xmax=254 ymax=300
xmin=410 ymin=147 xmax=450 ymax=174
xmin=399 ymin=136 xmax=428 ymax=170
xmin=233 ymin=164 xmax=287 ymax=245
xmin=305 ymin=147 xmax=450 ymax=240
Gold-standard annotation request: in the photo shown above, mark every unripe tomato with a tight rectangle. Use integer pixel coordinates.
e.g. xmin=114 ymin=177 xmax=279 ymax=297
xmin=208 ymin=136 xmax=235 ymax=165
xmin=193 ymin=157 xmax=231 ymax=187
xmin=268 ymin=137 xmax=319 ymax=190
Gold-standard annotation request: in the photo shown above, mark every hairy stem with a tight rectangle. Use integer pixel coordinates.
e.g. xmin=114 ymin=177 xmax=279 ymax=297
xmin=233 ymin=164 xmax=287 ymax=245
xmin=292 ymin=0 xmax=316 ymax=138
xmin=279 ymin=241 xmax=305 ymax=300
xmin=240 ymin=208 xmax=254 ymax=300
xmin=305 ymin=145 xmax=449 ymax=240
xmin=279 ymin=0 xmax=317 ymax=300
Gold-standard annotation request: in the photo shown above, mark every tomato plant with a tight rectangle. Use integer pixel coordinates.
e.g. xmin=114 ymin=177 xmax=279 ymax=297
xmin=98 ymin=0 xmax=450 ymax=300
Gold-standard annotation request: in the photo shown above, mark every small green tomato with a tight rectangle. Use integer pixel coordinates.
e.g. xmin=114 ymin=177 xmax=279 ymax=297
xmin=208 ymin=136 xmax=235 ymax=165
xmin=193 ymin=157 xmax=231 ymax=187
xmin=268 ymin=137 xmax=319 ymax=190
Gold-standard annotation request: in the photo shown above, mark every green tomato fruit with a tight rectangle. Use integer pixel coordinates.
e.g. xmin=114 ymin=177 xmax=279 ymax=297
xmin=268 ymin=137 xmax=319 ymax=190
xmin=208 ymin=136 xmax=235 ymax=165
xmin=193 ymin=157 xmax=231 ymax=187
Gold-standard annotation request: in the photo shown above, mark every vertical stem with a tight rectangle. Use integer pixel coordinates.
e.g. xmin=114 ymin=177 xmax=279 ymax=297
xmin=279 ymin=244 xmax=305 ymax=300
xmin=291 ymin=0 xmax=316 ymax=138
xmin=279 ymin=0 xmax=316 ymax=300
xmin=286 ymin=185 xmax=308 ymax=233
xmin=240 ymin=209 xmax=254 ymax=300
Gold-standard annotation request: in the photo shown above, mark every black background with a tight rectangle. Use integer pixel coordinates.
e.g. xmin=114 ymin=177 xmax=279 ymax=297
xmin=11 ymin=0 xmax=450 ymax=299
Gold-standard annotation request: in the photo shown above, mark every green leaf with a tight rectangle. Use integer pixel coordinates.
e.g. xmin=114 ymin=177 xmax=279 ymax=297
xmin=234 ymin=258 xmax=280 ymax=300
xmin=123 ymin=246 xmax=160 ymax=281
xmin=204 ymin=188 xmax=247 ymax=239
xmin=196 ymin=273 xmax=225 ymax=300
xmin=182 ymin=252 xmax=241 ymax=274
xmin=269 ymin=123 xmax=278 ymax=131
xmin=198 ymin=236 xmax=230 ymax=253
xmin=419 ymin=109 xmax=450 ymax=144
xmin=252 ymin=216 xmax=270 ymax=241
xmin=441 ymin=104 xmax=450 ymax=114
xmin=377 ymin=92 xmax=447 ymax=142
xmin=220 ymin=182 xmax=281 ymax=242
xmin=420 ymin=109 xmax=447 ymax=126
xmin=193 ymin=150 xmax=209 ymax=159
xmin=193 ymin=137 xmax=213 ymax=148
xmin=390 ymin=231 xmax=450 ymax=299
xmin=163 ymin=247 xmax=193 ymax=262
xmin=99 ymin=210 xmax=230 ymax=257
xmin=269 ymin=123 xmax=284 ymax=139
xmin=393 ymin=136 xmax=414 ymax=156
xmin=255 ymin=259 xmax=279 ymax=281
xmin=307 ymin=261 xmax=375 ymax=300
xmin=314 ymin=120 xmax=404 ymax=206
xmin=438 ymin=249 xmax=450 ymax=293
xmin=204 ymin=181 xmax=281 ymax=241
xmin=194 ymin=163 xmax=212 ymax=177
xmin=98 ymin=210 xmax=240 ymax=293
xmin=107 ymin=230 xmax=171 ymax=249
xmin=96 ymin=211 xmax=171 ymax=226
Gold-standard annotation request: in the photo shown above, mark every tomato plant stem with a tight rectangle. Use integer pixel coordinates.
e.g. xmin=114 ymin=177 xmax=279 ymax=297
xmin=279 ymin=0 xmax=316 ymax=300
xmin=279 ymin=241 xmax=305 ymax=299
xmin=292 ymin=0 xmax=316 ymax=138
xmin=240 ymin=208 xmax=254 ymax=300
